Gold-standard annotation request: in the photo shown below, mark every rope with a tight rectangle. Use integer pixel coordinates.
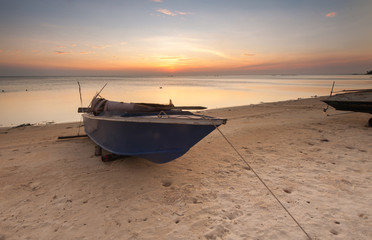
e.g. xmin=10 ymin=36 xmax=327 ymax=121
xmin=76 ymin=115 xmax=83 ymax=136
xmin=213 ymin=124 xmax=312 ymax=240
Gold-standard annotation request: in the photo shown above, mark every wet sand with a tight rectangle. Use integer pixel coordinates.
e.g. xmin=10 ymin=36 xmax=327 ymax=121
xmin=1 ymin=97 xmax=371 ymax=239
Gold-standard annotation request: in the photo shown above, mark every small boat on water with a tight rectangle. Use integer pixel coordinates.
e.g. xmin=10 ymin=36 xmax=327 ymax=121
xmin=79 ymin=96 xmax=227 ymax=163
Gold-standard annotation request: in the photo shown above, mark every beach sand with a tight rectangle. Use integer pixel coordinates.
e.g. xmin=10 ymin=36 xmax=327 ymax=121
xmin=1 ymin=97 xmax=371 ymax=240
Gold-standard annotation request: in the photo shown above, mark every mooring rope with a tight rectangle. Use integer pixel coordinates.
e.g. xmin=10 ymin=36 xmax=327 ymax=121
xmin=213 ymin=124 xmax=312 ymax=240
xmin=76 ymin=115 xmax=83 ymax=136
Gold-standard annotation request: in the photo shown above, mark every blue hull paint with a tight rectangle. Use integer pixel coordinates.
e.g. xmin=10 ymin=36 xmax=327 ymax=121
xmin=83 ymin=114 xmax=222 ymax=163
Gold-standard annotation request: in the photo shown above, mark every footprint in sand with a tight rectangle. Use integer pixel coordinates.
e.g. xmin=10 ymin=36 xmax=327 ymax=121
xmin=21 ymin=181 xmax=41 ymax=191
xmin=161 ymin=179 xmax=172 ymax=187
xmin=225 ymin=210 xmax=243 ymax=220
xmin=205 ymin=225 xmax=229 ymax=240
xmin=358 ymin=213 xmax=368 ymax=219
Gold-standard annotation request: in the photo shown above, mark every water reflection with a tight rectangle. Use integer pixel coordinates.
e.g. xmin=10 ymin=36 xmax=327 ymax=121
xmin=0 ymin=75 xmax=371 ymax=127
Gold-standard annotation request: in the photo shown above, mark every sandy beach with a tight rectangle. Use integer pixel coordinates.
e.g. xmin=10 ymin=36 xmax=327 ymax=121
xmin=0 ymin=97 xmax=371 ymax=240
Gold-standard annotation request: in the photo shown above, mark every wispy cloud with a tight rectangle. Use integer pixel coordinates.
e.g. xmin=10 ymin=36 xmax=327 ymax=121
xmin=176 ymin=11 xmax=192 ymax=16
xmin=92 ymin=45 xmax=112 ymax=49
xmin=159 ymin=56 xmax=193 ymax=62
xmin=192 ymin=48 xmax=229 ymax=59
xmin=326 ymin=12 xmax=336 ymax=17
xmin=243 ymin=53 xmax=255 ymax=57
xmin=120 ymin=41 xmax=127 ymax=46
xmin=54 ymin=51 xmax=71 ymax=55
xmin=150 ymin=0 xmax=163 ymax=2
xmin=160 ymin=56 xmax=181 ymax=60
xmin=157 ymin=8 xmax=192 ymax=16
xmin=157 ymin=8 xmax=177 ymax=16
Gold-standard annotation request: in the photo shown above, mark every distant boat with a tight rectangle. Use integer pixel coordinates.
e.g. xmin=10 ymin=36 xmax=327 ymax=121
xmin=79 ymin=97 xmax=227 ymax=163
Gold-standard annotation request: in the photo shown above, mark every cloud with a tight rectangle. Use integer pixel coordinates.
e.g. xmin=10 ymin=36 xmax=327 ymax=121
xmin=120 ymin=41 xmax=127 ymax=45
xmin=159 ymin=56 xmax=193 ymax=63
xmin=92 ymin=45 xmax=112 ymax=49
xmin=176 ymin=11 xmax=192 ymax=16
xmin=192 ymin=48 xmax=229 ymax=59
xmin=157 ymin=8 xmax=177 ymax=16
xmin=157 ymin=8 xmax=192 ymax=16
xmin=243 ymin=53 xmax=255 ymax=57
xmin=0 ymin=49 xmax=2 ymax=53
xmin=54 ymin=51 xmax=71 ymax=55
xmin=326 ymin=12 xmax=336 ymax=17
xmin=150 ymin=0 xmax=163 ymax=2
xmin=160 ymin=56 xmax=181 ymax=60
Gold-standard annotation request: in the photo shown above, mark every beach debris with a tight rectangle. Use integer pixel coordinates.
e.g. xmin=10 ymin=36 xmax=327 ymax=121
xmin=161 ymin=179 xmax=172 ymax=187
xmin=283 ymin=188 xmax=292 ymax=194
xmin=101 ymin=153 xmax=121 ymax=162
xmin=11 ymin=123 xmax=32 ymax=129
xmin=57 ymin=134 xmax=87 ymax=139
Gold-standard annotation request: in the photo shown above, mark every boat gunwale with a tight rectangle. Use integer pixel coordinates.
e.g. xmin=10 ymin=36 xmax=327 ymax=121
xmin=82 ymin=113 xmax=227 ymax=125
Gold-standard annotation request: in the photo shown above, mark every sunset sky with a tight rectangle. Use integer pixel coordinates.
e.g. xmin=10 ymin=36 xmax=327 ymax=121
xmin=1 ymin=0 xmax=372 ymax=76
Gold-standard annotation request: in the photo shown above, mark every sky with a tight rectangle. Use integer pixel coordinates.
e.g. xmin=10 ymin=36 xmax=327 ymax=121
xmin=0 ymin=0 xmax=372 ymax=76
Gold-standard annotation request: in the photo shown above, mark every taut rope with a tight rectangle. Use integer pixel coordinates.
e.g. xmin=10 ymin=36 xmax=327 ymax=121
xmin=212 ymin=123 xmax=312 ymax=240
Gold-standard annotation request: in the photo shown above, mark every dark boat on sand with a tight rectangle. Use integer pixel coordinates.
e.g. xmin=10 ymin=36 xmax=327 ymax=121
xmin=322 ymin=89 xmax=372 ymax=114
xmin=322 ymin=89 xmax=372 ymax=125
xmin=79 ymin=96 xmax=227 ymax=163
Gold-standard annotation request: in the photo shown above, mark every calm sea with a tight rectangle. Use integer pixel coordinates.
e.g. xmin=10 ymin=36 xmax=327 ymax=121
xmin=0 ymin=75 xmax=371 ymax=127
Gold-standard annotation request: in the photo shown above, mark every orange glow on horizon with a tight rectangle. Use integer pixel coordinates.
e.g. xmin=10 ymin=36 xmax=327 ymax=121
xmin=1 ymin=46 xmax=371 ymax=75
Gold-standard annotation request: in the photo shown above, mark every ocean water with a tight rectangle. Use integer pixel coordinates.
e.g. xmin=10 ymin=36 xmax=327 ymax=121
xmin=0 ymin=75 xmax=371 ymax=127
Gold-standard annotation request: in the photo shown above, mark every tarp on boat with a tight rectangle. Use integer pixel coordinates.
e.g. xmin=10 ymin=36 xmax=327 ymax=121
xmin=91 ymin=97 xmax=175 ymax=115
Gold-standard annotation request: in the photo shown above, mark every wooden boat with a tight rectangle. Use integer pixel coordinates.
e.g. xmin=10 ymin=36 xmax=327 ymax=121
xmin=79 ymin=97 xmax=227 ymax=163
xmin=322 ymin=89 xmax=372 ymax=114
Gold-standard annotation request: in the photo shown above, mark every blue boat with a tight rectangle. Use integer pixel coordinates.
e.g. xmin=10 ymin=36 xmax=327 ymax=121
xmin=80 ymin=97 xmax=227 ymax=163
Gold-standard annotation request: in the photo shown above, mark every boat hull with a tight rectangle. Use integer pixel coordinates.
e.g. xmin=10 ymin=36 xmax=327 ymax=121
xmin=322 ymin=100 xmax=372 ymax=114
xmin=83 ymin=113 xmax=225 ymax=163
xmin=322 ymin=90 xmax=372 ymax=114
